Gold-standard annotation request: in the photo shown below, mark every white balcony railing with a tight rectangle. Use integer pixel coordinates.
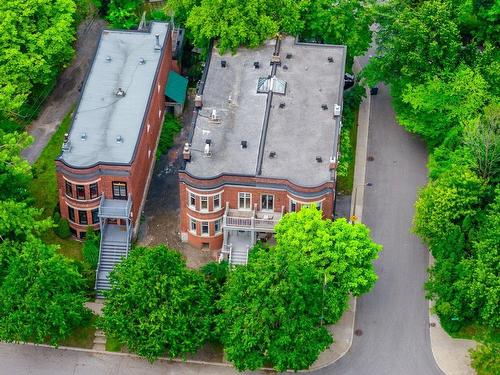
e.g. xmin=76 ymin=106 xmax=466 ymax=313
xmin=222 ymin=203 xmax=284 ymax=232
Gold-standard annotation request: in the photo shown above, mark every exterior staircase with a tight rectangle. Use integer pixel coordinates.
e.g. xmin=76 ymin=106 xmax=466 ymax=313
xmin=229 ymin=244 xmax=249 ymax=266
xmin=96 ymin=238 xmax=128 ymax=295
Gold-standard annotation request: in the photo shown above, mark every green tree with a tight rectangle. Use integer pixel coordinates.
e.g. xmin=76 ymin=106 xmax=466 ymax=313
xmin=82 ymin=226 xmax=100 ymax=269
xmin=414 ymin=165 xmax=487 ymax=253
xmin=464 ymin=103 xmax=500 ymax=181
xmin=106 ymin=0 xmax=142 ymax=29
xmin=0 ymin=131 xmax=32 ymax=201
xmin=217 ymin=246 xmax=332 ymax=372
xmin=186 ymin=0 xmax=307 ymax=52
xmin=0 ymin=0 xmax=76 ymax=116
xmin=275 ymin=207 xmax=381 ymax=323
xmin=300 ymin=0 xmax=375 ymax=67
xmin=470 ymin=341 xmax=500 ymax=375
xmin=0 ymin=239 xmax=90 ymax=345
xmin=364 ymin=0 xmax=461 ymax=87
xmin=464 ymin=188 xmax=500 ymax=328
xmin=0 ymin=200 xmax=53 ymax=244
xmin=399 ymin=66 xmax=489 ymax=147
xmin=99 ymin=245 xmax=213 ymax=361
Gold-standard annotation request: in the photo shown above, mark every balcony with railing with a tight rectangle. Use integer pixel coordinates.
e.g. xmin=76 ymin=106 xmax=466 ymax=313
xmin=222 ymin=203 xmax=284 ymax=232
xmin=98 ymin=194 xmax=132 ymax=219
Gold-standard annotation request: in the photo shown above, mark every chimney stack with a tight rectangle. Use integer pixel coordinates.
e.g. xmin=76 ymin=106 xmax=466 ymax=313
xmin=183 ymin=143 xmax=191 ymax=162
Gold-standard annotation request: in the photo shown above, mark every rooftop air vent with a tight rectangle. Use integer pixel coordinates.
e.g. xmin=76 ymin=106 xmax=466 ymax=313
xmin=221 ymin=60 xmax=227 ymax=68
xmin=62 ymin=133 xmax=71 ymax=152
xmin=154 ymin=34 xmax=161 ymax=50
xmin=286 ymin=53 xmax=292 ymax=59
xmin=334 ymin=104 xmax=341 ymax=116
xmin=282 ymin=64 xmax=288 ymax=70
xmin=80 ymin=132 xmax=87 ymax=141
xmin=116 ymin=135 xmax=123 ymax=143
xmin=115 ymin=88 xmax=126 ymax=97
xmin=105 ymin=56 xmax=112 ymax=62
xmin=139 ymin=57 xmax=145 ymax=65
xmin=279 ymin=102 xmax=285 ymax=109
xmin=241 ymin=140 xmax=247 ymax=149
xmin=254 ymin=61 xmax=260 ymax=69
xmin=328 ymin=56 xmax=334 ymax=63
xmin=204 ymin=142 xmax=212 ymax=157
xmin=316 ymin=156 xmax=323 ymax=163
xmin=322 ymin=104 xmax=328 ymax=110
xmin=269 ymin=151 xmax=276 ymax=158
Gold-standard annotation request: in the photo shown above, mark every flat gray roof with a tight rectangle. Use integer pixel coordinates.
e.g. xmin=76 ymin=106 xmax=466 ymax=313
xmin=185 ymin=36 xmax=346 ymax=187
xmin=60 ymin=22 xmax=170 ymax=168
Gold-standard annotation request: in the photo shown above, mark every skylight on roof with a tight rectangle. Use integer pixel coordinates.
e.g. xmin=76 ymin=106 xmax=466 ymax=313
xmin=257 ymin=76 xmax=287 ymax=95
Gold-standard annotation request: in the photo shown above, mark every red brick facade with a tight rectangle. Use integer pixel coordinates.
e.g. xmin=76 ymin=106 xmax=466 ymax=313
xmin=178 ymin=172 xmax=335 ymax=250
xmin=56 ymin=28 xmax=174 ymax=239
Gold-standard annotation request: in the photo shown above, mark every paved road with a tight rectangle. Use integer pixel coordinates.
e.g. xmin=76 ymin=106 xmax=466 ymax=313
xmin=313 ymin=84 xmax=442 ymax=375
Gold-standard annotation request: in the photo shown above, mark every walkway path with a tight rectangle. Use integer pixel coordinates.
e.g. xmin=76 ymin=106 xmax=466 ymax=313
xmin=21 ymin=17 xmax=106 ymax=164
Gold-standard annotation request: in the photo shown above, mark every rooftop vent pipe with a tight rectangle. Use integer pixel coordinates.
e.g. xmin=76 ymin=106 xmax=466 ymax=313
xmin=154 ymin=34 xmax=161 ymax=50
xmin=328 ymin=56 xmax=334 ymax=63
xmin=221 ymin=60 xmax=227 ymax=68
xmin=115 ymin=88 xmax=126 ymax=97
xmin=241 ymin=141 xmax=247 ymax=149
xmin=116 ymin=135 xmax=123 ymax=143
xmin=183 ymin=143 xmax=191 ymax=161
xmin=269 ymin=151 xmax=276 ymax=158
xmin=254 ymin=61 xmax=260 ymax=69
xmin=105 ymin=56 xmax=112 ymax=62
xmin=62 ymin=133 xmax=71 ymax=152
xmin=316 ymin=156 xmax=323 ymax=163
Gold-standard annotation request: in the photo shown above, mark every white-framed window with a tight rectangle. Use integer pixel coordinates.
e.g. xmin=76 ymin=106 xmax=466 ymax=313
xmin=158 ymin=109 xmax=162 ymax=119
xmin=188 ymin=192 xmax=196 ymax=208
xmin=190 ymin=218 xmax=197 ymax=233
xmin=214 ymin=218 xmax=222 ymax=233
xmin=238 ymin=192 xmax=252 ymax=210
xmin=261 ymin=194 xmax=274 ymax=211
xmin=158 ymin=83 xmax=161 ymax=93
xmin=213 ymin=193 xmax=221 ymax=210
xmin=290 ymin=200 xmax=297 ymax=212
xmin=201 ymin=221 xmax=209 ymax=236
xmin=147 ymin=123 xmax=151 ymax=133
xmin=148 ymin=149 xmax=151 ymax=159
xmin=200 ymin=196 xmax=208 ymax=211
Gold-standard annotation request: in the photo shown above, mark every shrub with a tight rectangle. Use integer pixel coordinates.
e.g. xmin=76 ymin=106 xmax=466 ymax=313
xmin=83 ymin=227 xmax=100 ymax=269
xmin=156 ymin=115 xmax=182 ymax=159
xmin=55 ymin=218 xmax=71 ymax=239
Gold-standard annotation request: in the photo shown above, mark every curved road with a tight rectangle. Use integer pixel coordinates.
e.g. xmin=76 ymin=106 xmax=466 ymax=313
xmin=313 ymin=84 xmax=442 ymax=375
xmin=0 ymin=83 xmax=443 ymax=375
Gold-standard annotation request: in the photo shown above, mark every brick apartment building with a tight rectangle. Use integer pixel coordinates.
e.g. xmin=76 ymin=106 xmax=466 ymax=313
xmin=179 ymin=36 xmax=346 ymax=265
xmin=55 ymin=22 xmax=186 ymax=292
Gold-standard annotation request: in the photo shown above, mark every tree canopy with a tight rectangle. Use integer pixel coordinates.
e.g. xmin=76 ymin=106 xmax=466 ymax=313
xmin=99 ymin=245 xmax=213 ymax=361
xmin=275 ymin=207 xmax=381 ymax=323
xmin=167 ymin=0 xmax=374 ymax=64
xmin=0 ymin=239 xmax=90 ymax=345
xmin=217 ymin=245 xmax=332 ymax=372
xmin=0 ymin=0 xmax=76 ymax=117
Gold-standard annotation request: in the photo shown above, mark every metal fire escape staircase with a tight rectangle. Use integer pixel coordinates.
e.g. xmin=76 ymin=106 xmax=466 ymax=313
xmin=95 ymin=194 xmax=132 ymax=297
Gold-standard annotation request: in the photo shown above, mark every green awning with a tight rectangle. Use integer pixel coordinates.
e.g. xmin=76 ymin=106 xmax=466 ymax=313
xmin=165 ymin=71 xmax=188 ymax=104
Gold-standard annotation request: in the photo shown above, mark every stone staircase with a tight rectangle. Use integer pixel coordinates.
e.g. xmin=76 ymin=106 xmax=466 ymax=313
xmin=96 ymin=239 xmax=128 ymax=296
xmin=229 ymin=244 xmax=249 ymax=265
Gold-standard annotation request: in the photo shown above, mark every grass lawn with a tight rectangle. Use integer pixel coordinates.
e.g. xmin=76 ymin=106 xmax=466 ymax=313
xmin=336 ymin=109 xmax=358 ymax=194
xmin=59 ymin=315 xmax=97 ymax=349
xmin=29 ymin=108 xmax=83 ymax=261
xmin=105 ymin=336 xmax=124 ymax=352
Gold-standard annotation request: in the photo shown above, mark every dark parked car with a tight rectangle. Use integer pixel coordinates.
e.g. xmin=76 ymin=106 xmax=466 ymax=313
xmin=344 ymin=73 xmax=355 ymax=90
